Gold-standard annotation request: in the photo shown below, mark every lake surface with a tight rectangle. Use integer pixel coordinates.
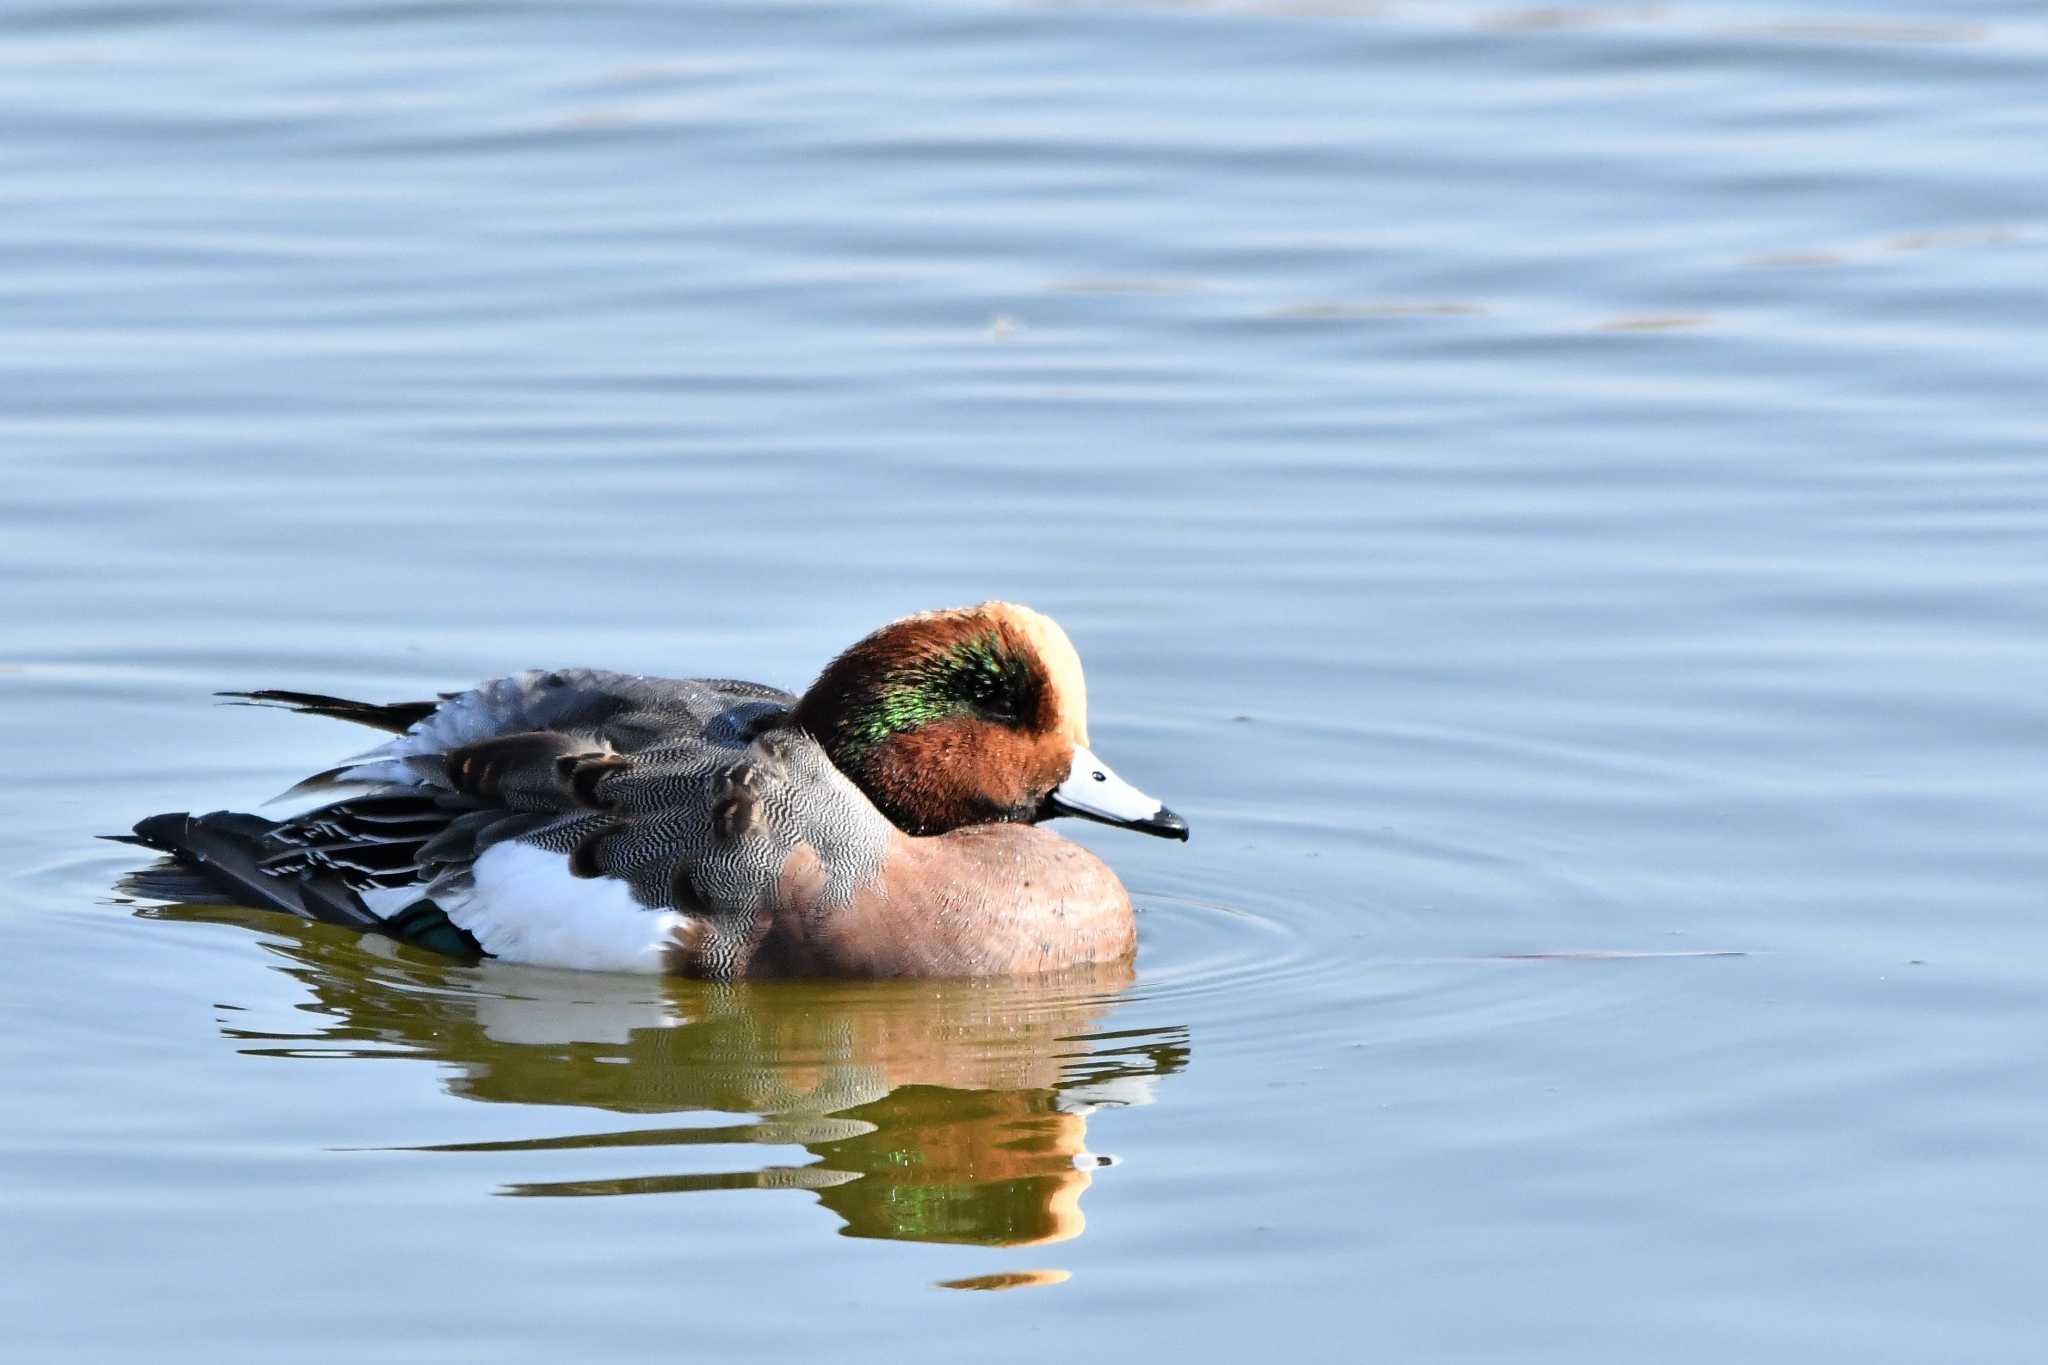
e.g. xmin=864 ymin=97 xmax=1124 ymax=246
xmin=4 ymin=1 xmax=2045 ymax=1359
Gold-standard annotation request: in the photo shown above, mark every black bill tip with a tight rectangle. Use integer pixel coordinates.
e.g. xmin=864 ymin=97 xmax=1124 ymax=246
xmin=1043 ymin=795 xmax=1192 ymax=842
xmin=1135 ymin=805 xmax=1190 ymax=842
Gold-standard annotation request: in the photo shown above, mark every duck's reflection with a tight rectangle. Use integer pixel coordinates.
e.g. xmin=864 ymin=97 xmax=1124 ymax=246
xmin=144 ymin=905 xmax=1189 ymax=1247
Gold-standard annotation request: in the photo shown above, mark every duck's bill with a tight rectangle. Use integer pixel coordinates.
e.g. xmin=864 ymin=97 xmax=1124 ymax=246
xmin=1045 ymin=746 xmax=1190 ymax=841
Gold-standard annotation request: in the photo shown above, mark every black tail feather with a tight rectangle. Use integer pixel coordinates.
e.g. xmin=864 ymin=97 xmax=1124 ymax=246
xmin=114 ymin=810 xmax=482 ymax=959
xmin=121 ymin=810 xmax=385 ymax=930
xmin=217 ymin=690 xmax=438 ymax=734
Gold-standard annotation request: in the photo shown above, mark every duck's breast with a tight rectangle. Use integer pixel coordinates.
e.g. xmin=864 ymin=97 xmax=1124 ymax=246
xmin=761 ymin=823 xmax=1135 ymax=978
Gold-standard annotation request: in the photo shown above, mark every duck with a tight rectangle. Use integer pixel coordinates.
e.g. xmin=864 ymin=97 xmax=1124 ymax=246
xmin=114 ymin=602 xmax=1188 ymax=979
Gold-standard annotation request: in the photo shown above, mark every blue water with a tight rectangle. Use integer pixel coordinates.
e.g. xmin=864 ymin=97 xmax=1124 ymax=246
xmin=4 ymin=1 xmax=2046 ymax=1360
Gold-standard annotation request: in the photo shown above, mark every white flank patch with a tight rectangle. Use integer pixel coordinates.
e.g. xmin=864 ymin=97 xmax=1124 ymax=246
xmin=437 ymin=841 xmax=682 ymax=975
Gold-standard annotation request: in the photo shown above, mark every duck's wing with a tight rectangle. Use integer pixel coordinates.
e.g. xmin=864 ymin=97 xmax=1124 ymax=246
xmin=228 ymin=667 xmax=795 ymax=797
xmin=120 ymin=669 xmax=889 ymax=975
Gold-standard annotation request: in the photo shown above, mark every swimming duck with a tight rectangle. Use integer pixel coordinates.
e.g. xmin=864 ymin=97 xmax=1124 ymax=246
xmin=116 ymin=602 xmax=1187 ymax=978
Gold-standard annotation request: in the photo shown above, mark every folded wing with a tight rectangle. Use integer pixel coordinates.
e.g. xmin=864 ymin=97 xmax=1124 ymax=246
xmin=122 ymin=669 xmax=894 ymax=975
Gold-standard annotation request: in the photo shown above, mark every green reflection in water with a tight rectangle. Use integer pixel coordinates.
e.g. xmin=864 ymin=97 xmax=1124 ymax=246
xmin=142 ymin=905 xmax=1189 ymax=1249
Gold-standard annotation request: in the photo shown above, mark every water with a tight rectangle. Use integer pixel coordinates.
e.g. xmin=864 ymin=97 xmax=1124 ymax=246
xmin=4 ymin=0 xmax=2045 ymax=1359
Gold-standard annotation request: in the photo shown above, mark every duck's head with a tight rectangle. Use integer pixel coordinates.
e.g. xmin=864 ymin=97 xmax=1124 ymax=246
xmin=791 ymin=601 xmax=1188 ymax=841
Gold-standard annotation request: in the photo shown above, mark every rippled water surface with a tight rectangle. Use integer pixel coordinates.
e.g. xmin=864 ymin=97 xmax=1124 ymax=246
xmin=5 ymin=1 xmax=2046 ymax=1360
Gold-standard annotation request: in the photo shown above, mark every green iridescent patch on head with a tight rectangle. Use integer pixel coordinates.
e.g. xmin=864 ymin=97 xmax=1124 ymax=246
xmin=838 ymin=630 xmax=1040 ymax=760
xmin=851 ymin=682 xmax=954 ymax=751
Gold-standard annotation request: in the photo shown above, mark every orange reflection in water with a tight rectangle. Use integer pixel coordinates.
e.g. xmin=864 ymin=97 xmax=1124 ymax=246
xmin=152 ymin=904 xmax=1189 ymax=1249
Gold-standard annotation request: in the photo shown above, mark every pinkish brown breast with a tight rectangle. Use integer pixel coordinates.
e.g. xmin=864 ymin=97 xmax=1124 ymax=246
xmin=756 ymin=822 xmax=1136 ymax=979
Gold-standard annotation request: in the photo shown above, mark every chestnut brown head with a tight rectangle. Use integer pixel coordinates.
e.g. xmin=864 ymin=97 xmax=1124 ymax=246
xmin=791 ymin=602 xmax=1187 ymax=841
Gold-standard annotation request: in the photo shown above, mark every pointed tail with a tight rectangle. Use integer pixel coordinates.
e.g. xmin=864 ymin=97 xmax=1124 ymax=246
xmin=216 ymin=690 xmax=440 ymax=734
xmin=112 ymin=812 xmax=482 ymax=959
xmin=117 ymin=811 xmax=387 ymax=930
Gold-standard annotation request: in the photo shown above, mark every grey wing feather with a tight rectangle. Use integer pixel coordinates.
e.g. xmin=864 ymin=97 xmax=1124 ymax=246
xmin=294 ymin=668 xmax=795 ymax=791
xmin=250 ymin=670 xmax=889 ymax=961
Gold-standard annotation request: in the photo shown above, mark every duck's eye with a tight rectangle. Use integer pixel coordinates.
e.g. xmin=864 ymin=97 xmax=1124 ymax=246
xmin=1092 ymin=770 xmax=1106 ymax=782
xmin=958 ymin=670 xmax=1020 ymax=723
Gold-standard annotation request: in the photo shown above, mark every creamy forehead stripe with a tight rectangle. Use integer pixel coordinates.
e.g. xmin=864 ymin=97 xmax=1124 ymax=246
xmin=992 ymin=602 xmax=1089 ymax=746
xmin=887 ymin=600 xmax=1092 ymax=744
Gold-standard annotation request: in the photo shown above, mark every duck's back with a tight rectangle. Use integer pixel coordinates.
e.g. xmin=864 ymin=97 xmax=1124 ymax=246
xmin=367 ymin=667 xmax=797 ymax=763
